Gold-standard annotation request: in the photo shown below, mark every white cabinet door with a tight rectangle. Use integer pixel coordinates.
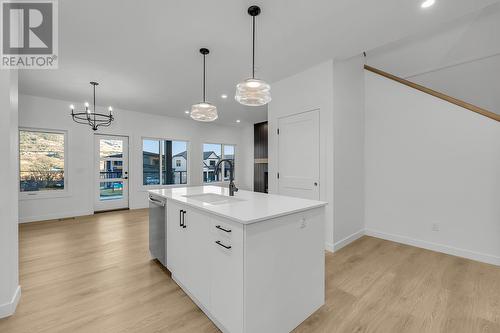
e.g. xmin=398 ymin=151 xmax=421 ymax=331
xmin=183 ymin=208 xmax=210 ymax=308
xmin=210 ymin=217 xmax=244 ymax=333
xmin=166 ymin=200 xmax=186 ymax=281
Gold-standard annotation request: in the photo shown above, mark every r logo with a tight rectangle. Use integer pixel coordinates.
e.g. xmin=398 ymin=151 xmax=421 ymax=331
xmin=2 ymin=1 xmax=53 ymax=54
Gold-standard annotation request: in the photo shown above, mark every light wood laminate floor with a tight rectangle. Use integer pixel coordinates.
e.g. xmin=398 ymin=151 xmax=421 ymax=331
xmin=1 ymin=209 xmax=500 ymax=333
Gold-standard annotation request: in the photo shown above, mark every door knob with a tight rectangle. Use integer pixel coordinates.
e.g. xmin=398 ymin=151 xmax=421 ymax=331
xmin=314 ymin=182 xmax=318 ymax=186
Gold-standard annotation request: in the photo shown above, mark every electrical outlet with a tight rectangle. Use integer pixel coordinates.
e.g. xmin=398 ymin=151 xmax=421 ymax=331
xmin=432 ymin=223 xmax=440 ymax=232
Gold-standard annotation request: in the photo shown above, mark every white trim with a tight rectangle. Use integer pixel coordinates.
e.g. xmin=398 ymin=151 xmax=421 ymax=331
xmin=19 ymin=209 xmax=92 ymax=223
xmin=365 ymin=229 xmax=500 ymax=266
xmin=0 ymin=285 xmax=21 ymax=319
xmin=324 ymin=242 xmax=334 ymax=253
xmin=333 ymin=229 xmax=365 ymax=251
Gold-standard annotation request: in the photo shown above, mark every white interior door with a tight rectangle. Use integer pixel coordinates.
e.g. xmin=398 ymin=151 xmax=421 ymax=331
xmin=278 ymin=110 xmax=320 ymax=200
xmin=94 ymin=135 xmax=129 ymax=212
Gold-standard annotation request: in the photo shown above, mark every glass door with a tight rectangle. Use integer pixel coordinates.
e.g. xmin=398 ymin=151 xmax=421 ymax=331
xmin=94 ymin=135 xmax=129 ymax=212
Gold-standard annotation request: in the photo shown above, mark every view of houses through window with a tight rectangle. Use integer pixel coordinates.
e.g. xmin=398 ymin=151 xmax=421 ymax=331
xmin=19 ymin=129 xmax=66 ymax=192
xmin=203 ymin=143 xmax=235 ymax=183
xmin=143 ymin=139 xmax=188 ymax=186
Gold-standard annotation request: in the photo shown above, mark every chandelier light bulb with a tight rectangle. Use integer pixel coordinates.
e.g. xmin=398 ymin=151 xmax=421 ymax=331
xmin=69 ymin=104 xmax=74 ymax=110
xmin=84 ymin=102 xmax=89 ymax=108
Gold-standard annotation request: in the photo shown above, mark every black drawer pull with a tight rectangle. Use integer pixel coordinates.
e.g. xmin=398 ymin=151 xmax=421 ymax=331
xmin=215 ymin=240 xmax=232 ymax=249
xmin=216 ymin=225 xmax=232 ymax=233
xmin=182 ymin=210 xmax=187 ymax=228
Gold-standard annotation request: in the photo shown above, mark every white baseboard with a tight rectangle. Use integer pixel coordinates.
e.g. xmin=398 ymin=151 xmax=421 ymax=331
xmin=19 ymin=210 xmax=93 ymax=223
xmin=325 ymin=242 xmax=334 ymax=253
xmin=333 ymin=229 xmax=365 ymax=251
xmin=365 ymin=229 xmax=500 ymax=266
xmin=0 ymin=285 xmax=21 ymax=319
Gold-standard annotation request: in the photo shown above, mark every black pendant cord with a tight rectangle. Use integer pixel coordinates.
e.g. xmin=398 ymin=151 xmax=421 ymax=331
xmin=203 ymin=53 xmax=206 ymax=102
xmin=252 ymin=15 xmax=255 ymax=79
xmin=93 ymin=83 xmax=96 ymax=124
xmin=199 ymin=48 xmax=209 ymax=103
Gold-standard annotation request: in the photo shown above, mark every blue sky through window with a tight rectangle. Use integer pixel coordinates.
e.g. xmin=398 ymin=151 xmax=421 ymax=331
xmin=143 ymin=140 xmax=186 ymax=155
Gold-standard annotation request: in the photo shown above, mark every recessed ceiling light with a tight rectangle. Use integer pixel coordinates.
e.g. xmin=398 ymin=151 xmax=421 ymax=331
xmin=221 ymin=94 xmax=228 ymax=99
xmin=184 ymin=110 xmax=189 ymax=114
xmin=421 ymin=0 xmax=435 ymax=8
xmin=236 ymin=120 xmax=241 ymax=123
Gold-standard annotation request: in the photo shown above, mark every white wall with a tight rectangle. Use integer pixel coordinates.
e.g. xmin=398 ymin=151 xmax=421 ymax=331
xmin=332 ymin=56 xmax=365 ymax=249
xmin=19 ymin=94 xmax=253 ymax=223
xmin=0 ymin=70 xmax=20 ymax=318
xmin=268 ymin=61 xmax=335 ymax=250
xmin=365 ymin=70 xmax=500 ymax=265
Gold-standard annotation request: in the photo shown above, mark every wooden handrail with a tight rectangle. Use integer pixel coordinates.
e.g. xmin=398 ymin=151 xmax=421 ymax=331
xmin=364 ymin=65 xmax=500 ymax=122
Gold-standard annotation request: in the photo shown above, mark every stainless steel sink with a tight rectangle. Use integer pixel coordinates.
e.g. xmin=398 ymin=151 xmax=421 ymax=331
xmin=183 ymin=193 xmax=245 ymax=205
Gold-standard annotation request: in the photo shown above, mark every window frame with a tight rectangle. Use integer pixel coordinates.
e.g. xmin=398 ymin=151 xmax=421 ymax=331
xmin=141 ymin=136 xmax=190 ymax=189
xmin=19 ymin=127 xmax=69 ymax=200
xmin=202 ymin=142 xmax=237 ymax=184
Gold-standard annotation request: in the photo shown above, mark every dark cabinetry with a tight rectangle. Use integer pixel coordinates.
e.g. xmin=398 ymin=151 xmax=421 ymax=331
xmin=254 ymin=121 xmax=268 ymax=193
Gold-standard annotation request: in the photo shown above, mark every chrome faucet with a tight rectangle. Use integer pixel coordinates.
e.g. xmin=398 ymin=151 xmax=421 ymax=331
xmin=215 ymin=159 xmax=239 ymax=196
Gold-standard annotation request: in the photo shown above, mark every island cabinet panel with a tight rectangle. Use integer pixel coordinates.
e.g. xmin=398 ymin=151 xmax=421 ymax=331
xmin=243 ymin=207 xmax=325 ymax=333
xmin=166 ymin=200 xmax=185 ymax=281
xmin=210 ymin=217 xmax=244 ymax=333
xmin=166 ymin=201 xmax=210 ymax=309
xmin=183 ymin=208 xmax=210 ymax=308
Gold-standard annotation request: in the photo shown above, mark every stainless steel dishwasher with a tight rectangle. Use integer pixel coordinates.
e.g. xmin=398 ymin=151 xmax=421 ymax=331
xmin=148 ymin=194 xmax=166 ymax=266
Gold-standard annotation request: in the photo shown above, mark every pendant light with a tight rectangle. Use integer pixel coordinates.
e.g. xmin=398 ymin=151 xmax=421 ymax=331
xmin=191 ymin=48 xmax=218 ymax=122
xmin=235 ymin=5 xmax=271 ymax=106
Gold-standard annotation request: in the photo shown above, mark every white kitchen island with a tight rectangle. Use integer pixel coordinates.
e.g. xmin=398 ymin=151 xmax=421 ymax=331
xmin=148 ymin=186 xmax=327 ymax=333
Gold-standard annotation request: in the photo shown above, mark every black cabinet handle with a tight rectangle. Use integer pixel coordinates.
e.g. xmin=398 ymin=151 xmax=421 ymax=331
xmin=216 ymin=225 xmax=232 ymax=233
xmin=182 ymin=210 xmax=187 ymax=228
xmin=179 ymin=210 xmax=183 ymax=228
xmin=215 ymin=240 xmax=232 ymax=249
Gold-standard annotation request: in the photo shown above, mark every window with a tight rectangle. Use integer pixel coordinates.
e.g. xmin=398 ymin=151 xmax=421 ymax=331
xmin=19 ymin=129 xmax=66 ymax=194
xmin=143 ymin=139 xmax=188 ymax=186
xmin=203 ymin=143 xmax=236 ymax=183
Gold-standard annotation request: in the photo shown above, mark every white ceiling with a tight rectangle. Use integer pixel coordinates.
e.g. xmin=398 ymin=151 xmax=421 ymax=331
xmin=367 ymin=2 xmax=500 ymax=116
xmin=19 ymin=0 xmax=500 ymax=125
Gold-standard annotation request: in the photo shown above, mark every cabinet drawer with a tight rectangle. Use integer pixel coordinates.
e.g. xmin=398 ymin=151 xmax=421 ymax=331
xmin=210 ymin=217 xmax=243 ymax=244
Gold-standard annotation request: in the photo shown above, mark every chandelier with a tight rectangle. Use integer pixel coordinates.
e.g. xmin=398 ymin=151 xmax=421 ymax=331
xmin=70 ymin=82 xmax=114 ymax=131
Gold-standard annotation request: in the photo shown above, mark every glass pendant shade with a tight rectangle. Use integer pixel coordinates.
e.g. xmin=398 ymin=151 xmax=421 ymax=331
xmin=235 ymin=78 xmax=271 ymax=106
xmin=190 ymin=102 xmax=218 ymax=122
xmin=236 ymin=6 xmax=271 ymax=107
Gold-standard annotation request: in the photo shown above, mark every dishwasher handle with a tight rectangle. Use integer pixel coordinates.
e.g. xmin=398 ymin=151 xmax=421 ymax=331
xmin=148 ymin=196 xmax=165 ymax=207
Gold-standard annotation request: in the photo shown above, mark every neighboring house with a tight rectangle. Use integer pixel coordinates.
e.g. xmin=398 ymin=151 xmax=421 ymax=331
xmin=202 ymin=151 xmax=220 ymax=182
xmin=172 ymin=151 xmax=188 ymax=184
xmin=172 ymin=151 xmax=188 ymax=172
xmin=201 ymin=151 xmax=234 ymax=182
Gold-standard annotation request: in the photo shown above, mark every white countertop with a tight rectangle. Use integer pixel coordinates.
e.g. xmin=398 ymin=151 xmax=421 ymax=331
xmin=149 ymin=186 xmax=327 ymax=224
